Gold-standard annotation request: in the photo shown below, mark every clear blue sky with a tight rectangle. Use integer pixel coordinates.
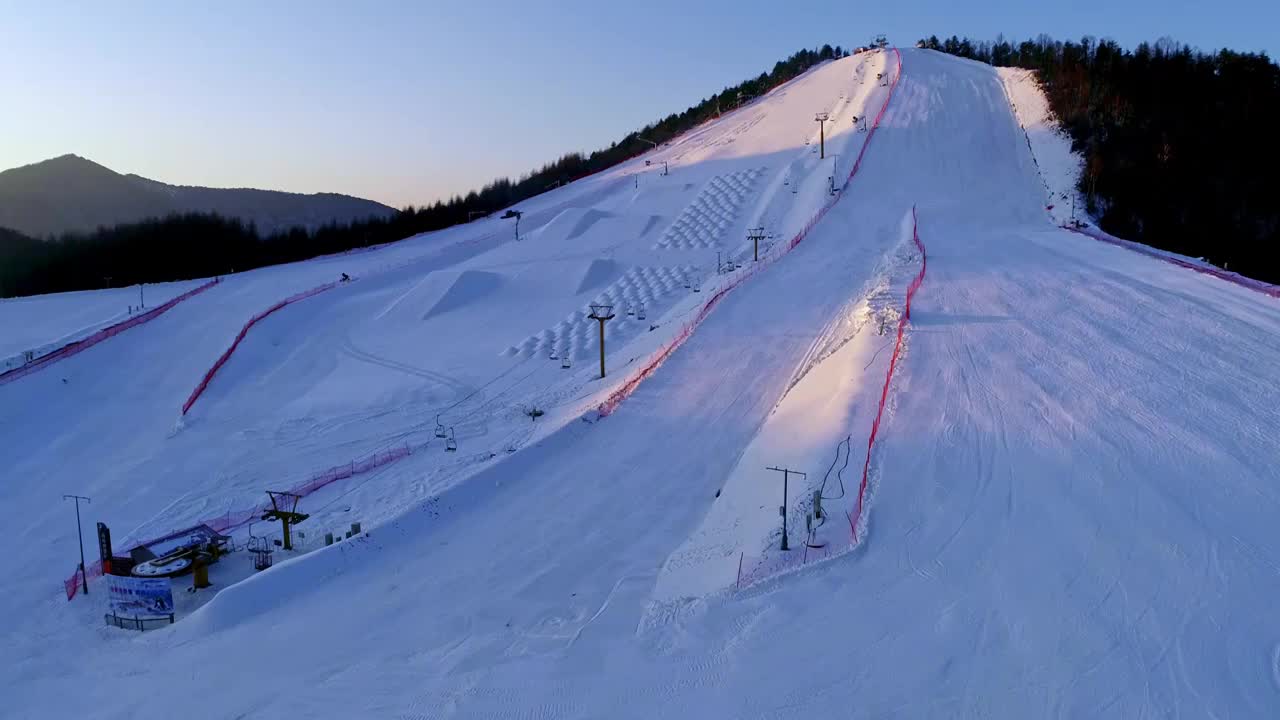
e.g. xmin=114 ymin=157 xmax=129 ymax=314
xmin=1 ymin=0 xmax=1272 ymax=209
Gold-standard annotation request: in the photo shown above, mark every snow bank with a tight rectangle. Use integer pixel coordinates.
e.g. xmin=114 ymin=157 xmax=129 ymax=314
xmin=999 ymin=67 xmax=1280 ymax=299
xmin=998 ymin=67 xmax=1087 ymax=225
xmin=655 ymin=206 xmax=927 ymax=598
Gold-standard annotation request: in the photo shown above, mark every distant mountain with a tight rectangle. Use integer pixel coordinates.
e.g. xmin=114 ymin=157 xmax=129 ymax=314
xmin=0 ymin=154 xmax=396 ymax=238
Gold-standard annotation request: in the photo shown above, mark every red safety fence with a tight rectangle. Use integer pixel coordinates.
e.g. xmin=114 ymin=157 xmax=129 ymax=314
xmin=64 ymin=443 xmax=411 ymax=600
xmin=598 ymin=48 xmax=905 ymax=418
xmin=1063 ymin=224 xmax=1280 ymax=300
xmin=851 ymin=205 xmax=927 ymax=541
xmin=736 ymin=204 xmax=928 ymax=590
xmin=63 ymin=572 xmax=83 ymax=601
xmin=0 ymin=279 xmax=220 ymax=388
xmin=181 ymin=280 xmax=342 ymax=415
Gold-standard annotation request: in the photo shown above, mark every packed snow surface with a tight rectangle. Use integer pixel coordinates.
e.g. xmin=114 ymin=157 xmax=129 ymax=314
xmin=0 ymin=279 xmax=206 ymax=370
xmin=3 ymin=49 xmax=1279 ymax=718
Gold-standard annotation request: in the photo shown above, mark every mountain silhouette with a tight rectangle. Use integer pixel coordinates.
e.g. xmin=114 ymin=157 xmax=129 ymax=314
xmin=0 ymin=154 xmax=395 ymax=238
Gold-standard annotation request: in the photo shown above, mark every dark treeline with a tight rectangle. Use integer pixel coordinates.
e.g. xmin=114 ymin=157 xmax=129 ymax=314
xmin=919 ymin=34 xmax=1280 ymax=283
xmin=1 ymin=44 xmax=849 ymax=298
xmin=0 ymin=213 xmax=415 ymax=297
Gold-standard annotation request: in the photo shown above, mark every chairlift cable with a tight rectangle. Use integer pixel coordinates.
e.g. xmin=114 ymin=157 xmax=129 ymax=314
xmin=819 ymin=435 xmax=851 ymax=501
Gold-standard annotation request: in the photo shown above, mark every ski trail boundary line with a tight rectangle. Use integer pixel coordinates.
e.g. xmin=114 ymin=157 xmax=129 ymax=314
xmin=0 ymin=279 xmax=221 ymax=388
xmin=181 ymin=280 xmax=343 ymax=415
xmin=1063 ymin=224 xmax=1280 ymax=300
xmin=735 ymin=205 xmax=927 ymax=589
xmin=850 ymin=205 xmax=927 ymax=541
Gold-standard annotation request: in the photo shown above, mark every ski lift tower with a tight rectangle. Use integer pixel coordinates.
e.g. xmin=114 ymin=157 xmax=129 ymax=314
xmin=588 ymin=303 xmax=616 ymax=379
xmin=747 ymin=227 xmax=767 ymax=262
xmin=500 ymin=209 xmax=523 ymax=241
xmin=814 ymin=112 xmax=830 ymax=159
xmin=261 ymin=491 xmax=309 ymax=551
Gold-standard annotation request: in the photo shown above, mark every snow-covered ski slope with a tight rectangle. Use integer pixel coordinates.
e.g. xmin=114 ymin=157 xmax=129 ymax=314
xmin=5 ymin=48 xmax=1280 ymax=718
xmin=0 ymin=278 xmax=208 ymax=373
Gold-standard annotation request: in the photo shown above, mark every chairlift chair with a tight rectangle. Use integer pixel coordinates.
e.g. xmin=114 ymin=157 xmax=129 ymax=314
xmin=434 ymin=414 xmax=447 ymax=439
xmin=249 ymin=535 xmax=274 ymax=571
xmin=445 ymin=427 xmax=458 ymax=452
xmin=561 ymin=353 xmax=571 ymax=369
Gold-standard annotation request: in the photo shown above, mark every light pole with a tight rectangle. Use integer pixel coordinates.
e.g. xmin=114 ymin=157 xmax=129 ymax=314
xmin=62 ymin=494 xmax=91 ymax=595
xmin=765 ymin=467 xmax=806 ymax=551
xmin=138 ymin=282 xmax=145 ymax=310
xmin=588 ymin=303 xmax=615 ymax=379
xmin=814 ymin=112 xmax=830 ymax=159
xmin=500 ymin=209 xmax=523 ymax=241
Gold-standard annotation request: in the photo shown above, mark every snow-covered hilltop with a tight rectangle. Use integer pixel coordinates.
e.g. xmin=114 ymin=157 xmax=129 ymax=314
xmin=3 ymin=48 xmax=1278 ymax=719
